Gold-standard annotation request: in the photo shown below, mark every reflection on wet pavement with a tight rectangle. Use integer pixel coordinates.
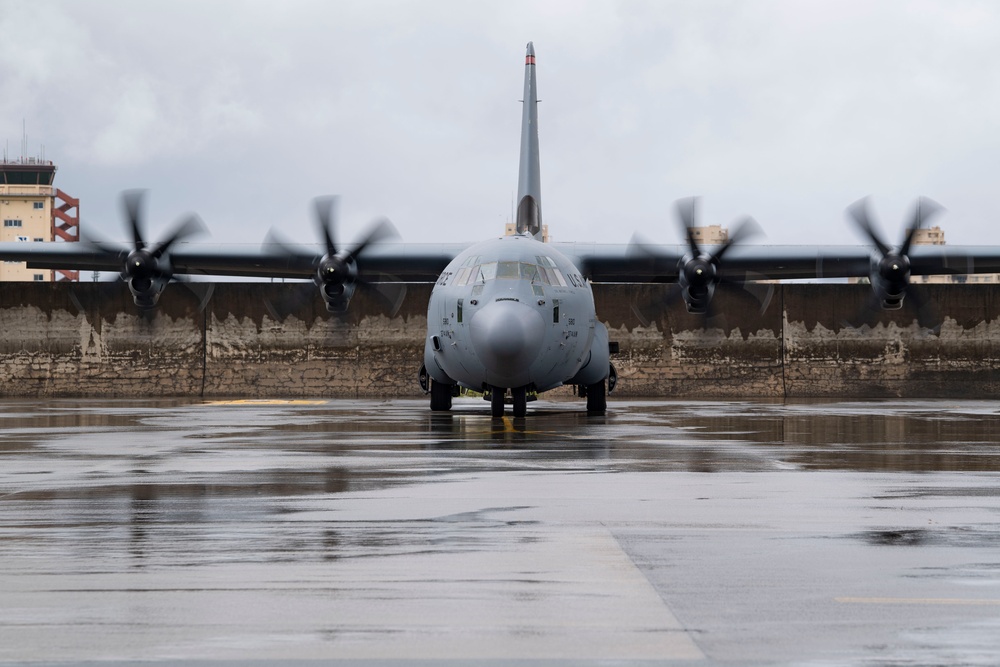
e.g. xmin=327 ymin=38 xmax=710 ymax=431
xmin=1 ymin=397 xmax=1000 ymax=664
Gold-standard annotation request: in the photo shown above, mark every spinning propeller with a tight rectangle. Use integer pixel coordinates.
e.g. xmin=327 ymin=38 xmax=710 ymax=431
xmin=630 ymin=197 xmax=768 ymax=325
xmin=264 ymin=196 xmax=405 ymax=317
xmin=673 ymin=197 xmax=763 ymax=314
xmin=846 ymin=196 xmax=943 ymax=329
xmin=82 ymin=189 xmax=207 ymax=310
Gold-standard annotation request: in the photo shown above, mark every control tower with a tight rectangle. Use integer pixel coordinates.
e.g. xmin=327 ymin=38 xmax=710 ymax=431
xmin=0 ymin=157 xmax=79 ymax=281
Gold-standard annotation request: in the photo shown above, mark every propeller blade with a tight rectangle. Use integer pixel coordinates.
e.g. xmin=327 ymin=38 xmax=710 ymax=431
xmin=264 ymin=283 xmax=316 ymax=323
xmin=899 ymin=197 xmax=943 ymax=258
xmin=79 ymin=226 xmax=127 ymax=258
xmin=839 ymin=289 xmax=882 ymax=331
xmin=345 ymin=217 xmax=399 ymax=262
xmin=68 ymin=279 xmax=130 ymax=317
xmin=378 ymin=282 xmax=407 ymax=317
xmin=262 ymin=228 xmax=309 ymax=259
xmin=904 ymin=284 xmax=941 ymax=334
xmin=122 ymin=189 xmax=148 ymax=251
xmin=719 ymin=271 xmax=775 ymax=315
xmin=675 ymin=196 xmax=701 ymax=259
xmin=711 ymin=216 xmax=762 ymax=264
xmin=173 ymin=275 xmax=215 ymax=312
xmin=67 ymin=288 xmax=86 ymax=316
xmin=357 ymin=276 xmax=408 ymax=317
xmin=151 ymin=214 xmax=206 ymax=258
xmin=314 ymin=196 xmax=339 ymax=256
xmin=842 ymin=281 xmax=940 ymax=334
xmin=631 ymin=199 xmax=764 ymax=323
xmin=847 ymin=197 xmax=891 ymax=256
xmin=626 ymin=232 xmax=674 ymax=277
xmin=630 ymin=284 xmax=678 ymax=328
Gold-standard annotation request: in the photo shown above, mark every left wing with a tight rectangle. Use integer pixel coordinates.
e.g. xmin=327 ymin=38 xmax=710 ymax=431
xmin=0 ymin=239 xmax=465 ymax=312
xmin=0 ymin=191 xmax=466 ymax=312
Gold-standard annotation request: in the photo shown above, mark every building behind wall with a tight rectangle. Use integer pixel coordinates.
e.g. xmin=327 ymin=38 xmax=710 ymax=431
xmin=0 ymin=157 xmax=79 ymax=282
xmin=505 ymin=221 xmax=550 ymax=242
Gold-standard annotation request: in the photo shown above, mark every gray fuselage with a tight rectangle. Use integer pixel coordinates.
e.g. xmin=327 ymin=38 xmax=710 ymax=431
xmin=423 ymin=234 xmax=610 ymax=394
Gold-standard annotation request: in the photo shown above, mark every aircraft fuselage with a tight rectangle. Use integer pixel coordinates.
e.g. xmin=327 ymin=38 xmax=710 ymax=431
xmin=422 ymin=234 xmax=610 ymax=400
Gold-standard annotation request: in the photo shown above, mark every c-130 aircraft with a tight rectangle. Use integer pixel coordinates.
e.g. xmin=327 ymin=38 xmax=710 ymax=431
xmin=3 ymin=42 xmax=1000 ymax=417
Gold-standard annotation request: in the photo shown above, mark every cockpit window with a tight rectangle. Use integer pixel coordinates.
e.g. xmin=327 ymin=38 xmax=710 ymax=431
xmin=540 ymin=266 xmax=567 ymax=286
xmin=456 ymin=260 xmax=569 ymax=286
xmin=522 ymin=263 xmax=541 ymax=283
xmin=479 ymin=262 xmax=498 ymax=282
xmin=497 ymin=261 xmax=520 ymax=279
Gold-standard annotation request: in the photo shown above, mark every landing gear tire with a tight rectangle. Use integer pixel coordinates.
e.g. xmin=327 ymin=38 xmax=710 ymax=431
xmin=512 ymin=386 xmax=527 ymax=418
xmin=430 ymin=380 xmax=453 ymax=411
xmin=586 ymin=379 xmax=606 ymax=414
xmin=490 ymin=386 xmax=505 ymax=418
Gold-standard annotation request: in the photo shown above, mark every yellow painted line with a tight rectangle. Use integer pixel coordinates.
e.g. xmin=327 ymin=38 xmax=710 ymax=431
xmin=494 ymin=416 xmax=548 ymax=435
xmin=836 ymin=597 xmax=1000 ymax=606
xmin=203 ymin=399 xmax=329 ymax=406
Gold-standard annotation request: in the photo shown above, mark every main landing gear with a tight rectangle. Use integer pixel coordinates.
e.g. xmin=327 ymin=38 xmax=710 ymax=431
xmin=430 ymin=380 xmax=454 ymax=411
xmin=576 ymin=378 xmax=604 ymax=415
xmin=583 ymin=379 xmax=606 ymax=414
xmin=576 ymin=364 xmax=614 ymax=415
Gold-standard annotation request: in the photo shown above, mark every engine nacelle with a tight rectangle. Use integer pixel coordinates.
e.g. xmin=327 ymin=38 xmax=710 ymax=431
xmin=869 ymin=253 xmax=910 ymax=310
xmin=127 ymin=275 xmax=168 ymax=310
xmin=319 ymin=280 xmax=357 ymax=313
xmin=315 ymin=252 xmax=359 ymax=313
xmin=677 ymin=256 xmax=717 ymax=314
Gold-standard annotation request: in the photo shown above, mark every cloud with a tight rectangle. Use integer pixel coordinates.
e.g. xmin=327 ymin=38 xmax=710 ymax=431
xmin=3 ymin=0 xmax=1000 ymax=248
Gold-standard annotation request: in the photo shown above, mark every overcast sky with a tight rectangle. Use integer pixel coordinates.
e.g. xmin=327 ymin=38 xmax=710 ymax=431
xmin=3 ymin=0 xmax=1000 ymax=250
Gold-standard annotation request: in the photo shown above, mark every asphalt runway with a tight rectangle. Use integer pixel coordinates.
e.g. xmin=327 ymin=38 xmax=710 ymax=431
xmin=2 ymin=397 xmax=1000 ymax=666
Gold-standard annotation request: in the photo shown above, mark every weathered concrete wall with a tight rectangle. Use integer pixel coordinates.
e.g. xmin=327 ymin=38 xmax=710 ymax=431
xmin=1 ymin=282 xmax=998 ymax=398
xmin=202 ymin=283 xmax=428 ymax=398
xmin=0 ymin=283 xmax=206 ymax=396
xmin=597 ymin=283 xmax=1000 ymax=398
xmin=781 ymin=284 xmax=1000 ymax=398
xmin=595 ymin=283 xmax=784 ymax=397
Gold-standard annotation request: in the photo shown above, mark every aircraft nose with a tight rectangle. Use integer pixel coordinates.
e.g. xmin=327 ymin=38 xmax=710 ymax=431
xmin=470 ymin=300 xmax=545 ymax=379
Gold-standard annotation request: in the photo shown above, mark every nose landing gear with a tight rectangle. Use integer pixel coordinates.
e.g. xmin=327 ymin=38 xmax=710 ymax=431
xmin=489 ymin=385 xmax=528 ymax=418
xmin=511 ymin=386 xmax=527 ymax=418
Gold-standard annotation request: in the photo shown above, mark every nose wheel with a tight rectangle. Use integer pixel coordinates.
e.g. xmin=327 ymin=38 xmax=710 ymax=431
xmin=490 ymin=387 xmax=505 ymax=418
xmin=490 ymin=386 xmax=528 ymax=418
xmin=511 ymin=386 xmax=527 ymax=418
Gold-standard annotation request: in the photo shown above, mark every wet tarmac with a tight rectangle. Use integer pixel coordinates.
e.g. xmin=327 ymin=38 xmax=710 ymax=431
xmin=1 ymin=397 xmax=1000 ymax=666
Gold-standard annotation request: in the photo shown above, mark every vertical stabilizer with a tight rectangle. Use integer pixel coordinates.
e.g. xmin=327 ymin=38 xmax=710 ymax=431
xmin=516 ymin=42 xmax=542 ymax=240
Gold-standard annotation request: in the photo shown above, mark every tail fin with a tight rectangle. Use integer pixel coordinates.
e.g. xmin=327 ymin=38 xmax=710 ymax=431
xmin=516 ymin=42 xmax=542 ymax=241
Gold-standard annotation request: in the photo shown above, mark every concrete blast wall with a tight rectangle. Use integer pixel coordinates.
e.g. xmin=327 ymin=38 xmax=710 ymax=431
xmin=1 ymin=282 xmax=999 ymax=398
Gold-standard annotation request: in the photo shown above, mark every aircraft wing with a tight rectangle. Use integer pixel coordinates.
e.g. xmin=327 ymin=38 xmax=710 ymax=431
xmin=175 ymin=242 xmax=467 ymax=281
xmin=0 ymin=241 xmax=128 ymax=273
xmin=0 ymin=241 xmax=467 ymax=282
xmin=558 ymin=243 xmax=1000 ymax=282
xmin=5 ymin=239 xmax=1000 ymax=284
